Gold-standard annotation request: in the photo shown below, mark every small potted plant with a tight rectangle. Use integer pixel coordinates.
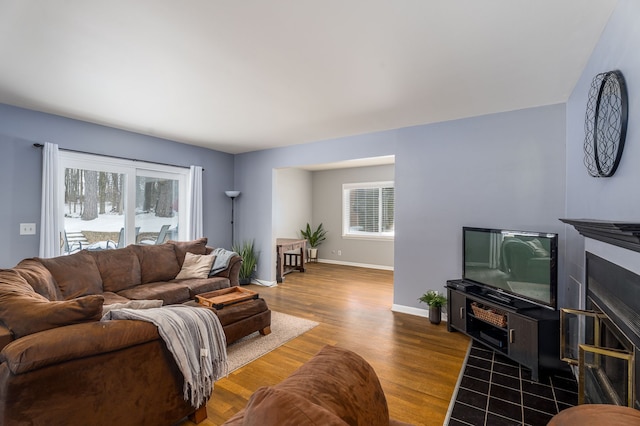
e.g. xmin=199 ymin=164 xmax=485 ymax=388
xmin=419 ymin=290 xmax=447 ymax=325
xmin=300 ymin=223 xmax=327 ymax=261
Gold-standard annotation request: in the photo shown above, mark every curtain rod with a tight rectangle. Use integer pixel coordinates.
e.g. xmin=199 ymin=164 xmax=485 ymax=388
xmin=33 ymin=143 xmax=204 ymax=171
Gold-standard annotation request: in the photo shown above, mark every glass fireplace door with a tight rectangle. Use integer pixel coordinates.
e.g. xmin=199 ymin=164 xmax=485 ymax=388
xmin=561 ymin=308 xmax=635 ymax=407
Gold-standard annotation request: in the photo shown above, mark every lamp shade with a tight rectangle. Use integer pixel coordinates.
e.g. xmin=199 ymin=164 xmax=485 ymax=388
xmin=225 ymin=190 xmax=240 ymax=198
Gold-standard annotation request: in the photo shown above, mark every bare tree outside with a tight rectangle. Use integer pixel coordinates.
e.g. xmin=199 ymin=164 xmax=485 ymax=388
xmin=81 ymin=170 xmax=98 ymax=221
xmin=65 ymin=168 xmax=83 ymax=215
xmin=155 ymin=180 xmax=174 ymax=218
xmin=143 ymin=180 xmax=157 ymax=212
xmin=111 ymin=173 xmax=123 ymax=214
xmin=98 ymin=172 xmax=107 ymax=215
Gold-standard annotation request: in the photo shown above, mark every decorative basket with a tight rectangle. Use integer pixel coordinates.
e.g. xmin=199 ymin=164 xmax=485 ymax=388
xmin=471 ymin=302 xmax=507 ymax=328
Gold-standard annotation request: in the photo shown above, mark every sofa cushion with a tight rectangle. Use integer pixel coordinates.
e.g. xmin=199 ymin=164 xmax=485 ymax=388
xmin=117 ymin=282 xmax=190 ymax=305
xmin=242 ymin=386 xmax=348 ymax=426
xmin=13 ymin=258 xmax=63 ymax=301
xmin=168 ymin=238 xmax=208 ymax=267
xmin=88 ymin=247 xmax=142 ymax=292
xmin=0 ymin=270 xmax=104 ymax=338
xmin=174 ymin=276 xmax=230 ymax=299
xmin=101 ymin=291 xmax=132 ymax=305
xmin=129 ymin=244 xmax=180 ymax=284
xmin=37 ymin=251 xmax=103 ymax=299
xmin=275 ymin=345 xmax=390 ymax=426
xmin=175 ymin=252 xmax=216 ymax=280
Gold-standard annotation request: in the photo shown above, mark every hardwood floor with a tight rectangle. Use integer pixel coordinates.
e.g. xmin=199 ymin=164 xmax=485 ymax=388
xmin=179 ymin=263 xmax=470 ymax=426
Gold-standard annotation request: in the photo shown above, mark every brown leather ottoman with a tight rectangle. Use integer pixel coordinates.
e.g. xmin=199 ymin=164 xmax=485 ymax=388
xmin=185 ymin=297 xmax=271 ymax=345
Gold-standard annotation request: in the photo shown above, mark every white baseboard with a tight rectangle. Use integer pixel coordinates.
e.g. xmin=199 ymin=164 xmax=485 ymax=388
xmin=252 ymin=278 xmax=278 ymax=287
xmin=391 ymin=303 xmax=448 ymax=322
xmin=317 ymin=258 xmax=394 ymax=271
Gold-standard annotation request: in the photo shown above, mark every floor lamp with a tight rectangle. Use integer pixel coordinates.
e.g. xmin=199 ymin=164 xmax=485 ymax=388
xmin=225 ymin=190 xmax=240 ymax=245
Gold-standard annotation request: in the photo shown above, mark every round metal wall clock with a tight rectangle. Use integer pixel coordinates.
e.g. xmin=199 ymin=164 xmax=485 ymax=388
xmin=583 ymin=70 xmax=628 ymax=177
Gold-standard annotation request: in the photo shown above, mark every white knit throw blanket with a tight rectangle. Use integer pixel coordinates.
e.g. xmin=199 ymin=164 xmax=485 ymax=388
xmin=102 ymin=305 xmax=228 ymax=407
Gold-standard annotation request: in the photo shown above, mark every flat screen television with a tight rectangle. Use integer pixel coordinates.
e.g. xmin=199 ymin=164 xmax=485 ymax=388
xmin=463 ymin=227 xmax=558 ymax=309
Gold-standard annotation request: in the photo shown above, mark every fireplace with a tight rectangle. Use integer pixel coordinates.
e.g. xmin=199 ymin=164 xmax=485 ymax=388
xmin=560 ymin=219 xmax=640 ymax=408
xmin=585 ymin=253 xmax=638 ymax=406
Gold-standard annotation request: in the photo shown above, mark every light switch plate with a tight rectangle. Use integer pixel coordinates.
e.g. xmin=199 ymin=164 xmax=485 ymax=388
xmin=20 ymin=223 xmax=36 ymax=235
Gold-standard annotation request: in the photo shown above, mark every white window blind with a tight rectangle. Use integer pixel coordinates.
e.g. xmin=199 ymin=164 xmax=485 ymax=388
xmin=342 ymin=181 xmax=395 ymax=239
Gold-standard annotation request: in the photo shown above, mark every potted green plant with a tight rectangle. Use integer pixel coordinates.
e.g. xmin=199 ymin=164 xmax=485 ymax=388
xmin=419 ymin=290 xmax=447 ymax=325
xmin=300 ymin=223 xmax=327 ymax=261
xmin=232 ymin=240 xmax=258 ymax=285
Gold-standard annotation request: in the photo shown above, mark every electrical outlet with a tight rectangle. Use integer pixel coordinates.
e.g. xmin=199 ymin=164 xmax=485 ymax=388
xmin=20 ymin=223 xmax=36 ymax=235
xmin=337 ymin=250 xmax=342 ymax=256
xmin=253 ymin=264 xmax=258 ymax=271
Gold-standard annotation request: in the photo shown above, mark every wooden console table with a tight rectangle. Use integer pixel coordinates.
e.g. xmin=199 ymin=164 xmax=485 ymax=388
xmin=276 ymin=238 xmax=306 ymax=283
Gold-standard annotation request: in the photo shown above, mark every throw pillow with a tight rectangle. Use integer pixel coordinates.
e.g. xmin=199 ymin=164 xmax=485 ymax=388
xmin=175 ymin=252 xmax=216 ymax=280
xmin=168 ymin=237 xmax=208 ymax=266
xmin=0 ymin=270 xmax=104 ymax=338
xmin=129 ymin=243 xmax=181 ymax=283
xmin=14 ymin=258 xmax=63 ymax=301
xmin=242 ymin=386 xmax=348 ymax=426
xmin=37 ymin=251 xmax=103 ymax=299
xmin=88 ymin=247 xmax=142 ymax=292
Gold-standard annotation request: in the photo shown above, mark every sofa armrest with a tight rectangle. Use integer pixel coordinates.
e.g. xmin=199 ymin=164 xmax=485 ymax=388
xmin=205 ymin=247 xmax=243 ymax=287
xmin=223 ymin=255 xmax=243 ymax=287
xmin=223 ymin=345 xmax=391 ymax=426
xmin=0 ymin=320 xmax=159 ymax=375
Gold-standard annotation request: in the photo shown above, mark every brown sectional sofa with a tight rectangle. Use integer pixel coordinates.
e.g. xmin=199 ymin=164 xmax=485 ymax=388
xmin=0 ymin=238 xmax=264 ymax=426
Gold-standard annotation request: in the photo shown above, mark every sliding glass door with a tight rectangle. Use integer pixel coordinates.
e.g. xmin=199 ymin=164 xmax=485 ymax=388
xmin=135 ymin=170 xmax=185 ymax=245
xmin=59 ymin=152 xmax=187 ymax=253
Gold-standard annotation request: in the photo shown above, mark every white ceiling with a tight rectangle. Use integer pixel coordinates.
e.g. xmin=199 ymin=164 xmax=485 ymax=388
xmin=0 ymin=1 xmax=617 ymax=154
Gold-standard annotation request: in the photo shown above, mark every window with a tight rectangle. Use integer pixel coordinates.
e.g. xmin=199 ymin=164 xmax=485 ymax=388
xmin=59 ymin=152 xmax=188 ymax=253
xmin=342 ymin=181 xmax=395 ymax=239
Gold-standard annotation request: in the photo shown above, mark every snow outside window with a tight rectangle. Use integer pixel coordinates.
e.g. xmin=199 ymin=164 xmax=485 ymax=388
xmin=59 ymin=152 xmax=187 ymax=253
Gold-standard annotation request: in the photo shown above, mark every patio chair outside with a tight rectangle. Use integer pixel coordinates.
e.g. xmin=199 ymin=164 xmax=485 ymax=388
xmin=140 ymin=224 xmax=170 ymax=245
xmin=115 ymin=227 xmax=140 ymax=248
xmin=63 ymin=230 xmax=88 ymax=254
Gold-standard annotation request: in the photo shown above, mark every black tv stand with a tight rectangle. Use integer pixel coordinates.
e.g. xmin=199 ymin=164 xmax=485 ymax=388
xmin=446 ymin=279 xmax=563 ymax=381
xmin=483 ymin=291 xmax=511 ymax=304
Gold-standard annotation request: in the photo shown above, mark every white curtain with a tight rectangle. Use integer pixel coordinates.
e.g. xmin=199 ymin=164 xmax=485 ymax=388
xmin=187 ymin=165 xmax=203 ymax=240
xmin=39 ymin=142 xmax=61 ymax=257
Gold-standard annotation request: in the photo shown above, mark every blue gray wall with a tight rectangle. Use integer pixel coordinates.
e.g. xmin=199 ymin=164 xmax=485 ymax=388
xmin=564 ymin=0 xmax=640 ymax=308
xmin=235 ymin=104 xmax=566 ymax=311
xmin=0 ymin=103 xmax=234 ymax=268
xmin=233 ymin=131 xmax=397 ymax=281
xmin=0 ymin=96 xmax=568 ymax=314
xmin=394 ymin=105 xmax=566 ymax=310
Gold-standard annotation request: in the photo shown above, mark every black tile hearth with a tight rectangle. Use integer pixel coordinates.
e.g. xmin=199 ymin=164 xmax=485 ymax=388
xmin=447 ymin=342 xmax=577 ymax=426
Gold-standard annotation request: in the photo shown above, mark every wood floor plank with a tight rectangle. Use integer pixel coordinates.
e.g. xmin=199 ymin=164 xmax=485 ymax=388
xmin=178 ymin=263 xmax=470 ymax=426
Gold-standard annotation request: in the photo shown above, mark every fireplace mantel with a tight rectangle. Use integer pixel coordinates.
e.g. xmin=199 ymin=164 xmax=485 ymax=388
xmin=560 ymin=219 xmax=640 ymax=253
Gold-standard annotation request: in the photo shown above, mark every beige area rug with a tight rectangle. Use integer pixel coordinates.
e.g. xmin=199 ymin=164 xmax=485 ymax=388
xmin=225 ymin=311 xmax=319 ymax=373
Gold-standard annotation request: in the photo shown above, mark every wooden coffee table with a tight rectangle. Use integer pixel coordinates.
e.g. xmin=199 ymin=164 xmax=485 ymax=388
xmin=196 ymin=287 xmax=259 ymax=310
